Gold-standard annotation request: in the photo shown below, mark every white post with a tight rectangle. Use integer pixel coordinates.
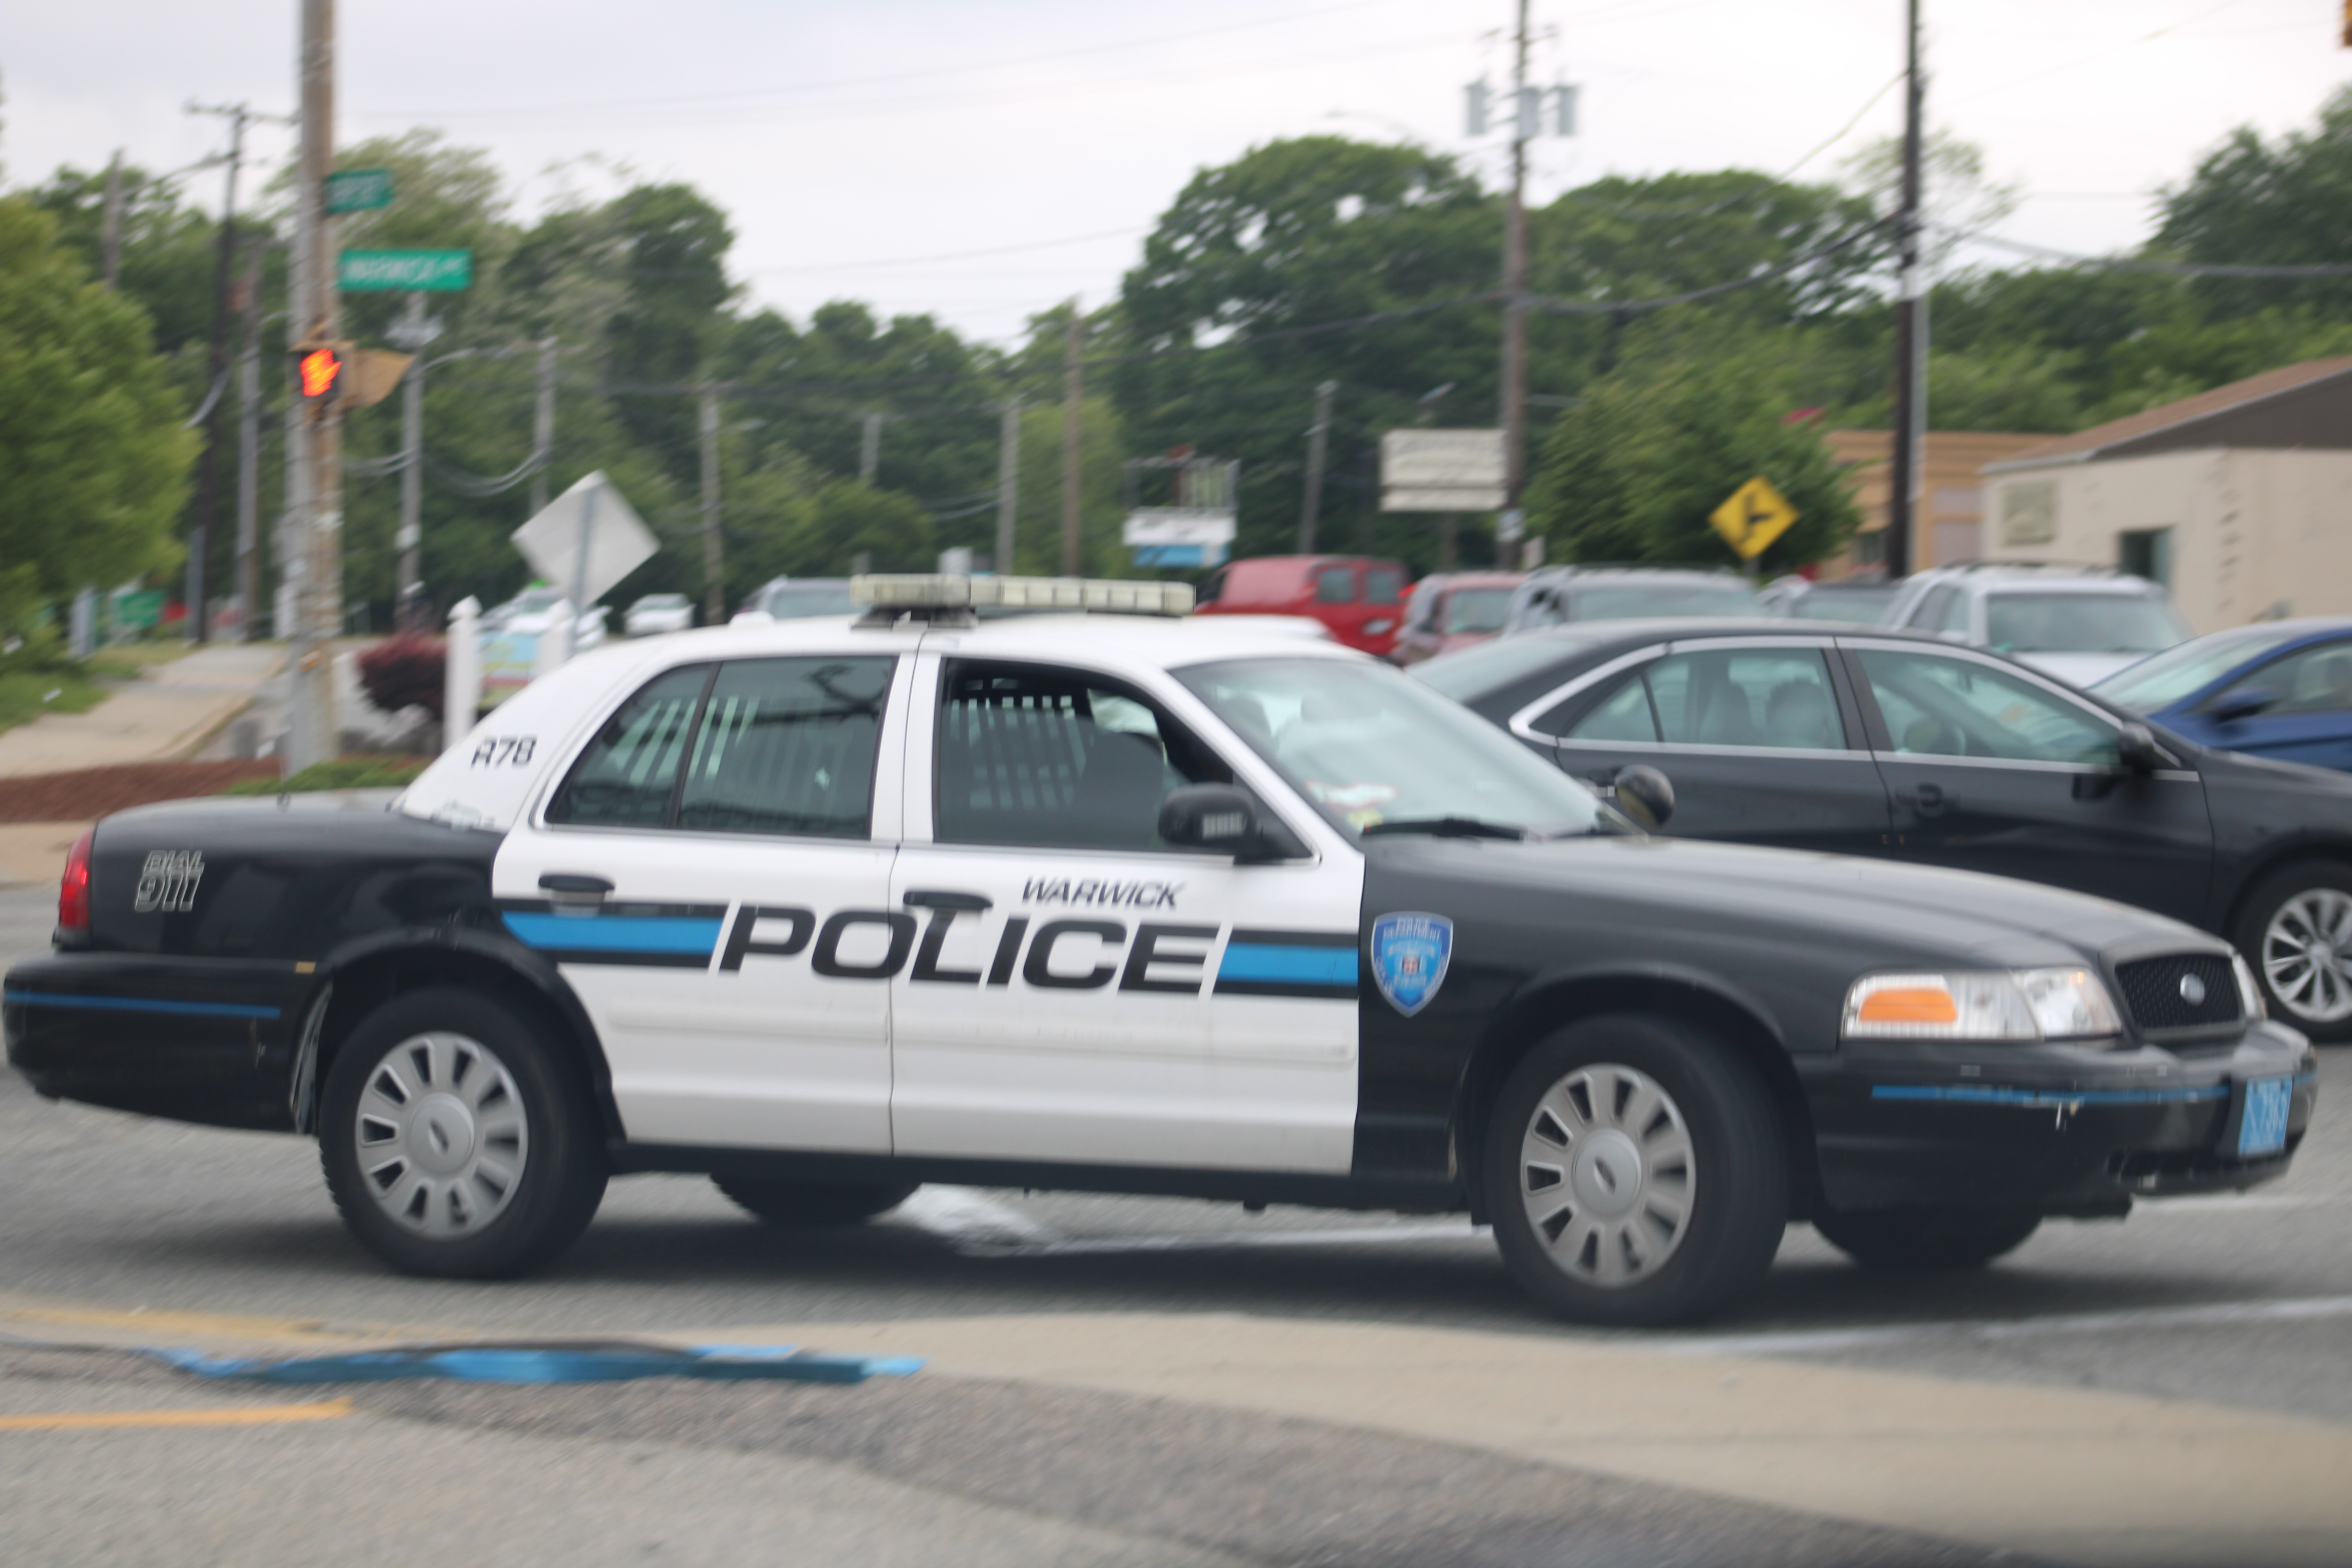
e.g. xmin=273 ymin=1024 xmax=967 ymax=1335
xmin=442 ymin=595 xmax=481 ymax=756
xmin=534 ymin=600 xmax=574 ymax=679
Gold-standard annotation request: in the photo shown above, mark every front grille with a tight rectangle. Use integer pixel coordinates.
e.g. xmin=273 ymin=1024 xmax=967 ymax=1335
xmin=2114 ymin=954 xmax=2242 ymax=1032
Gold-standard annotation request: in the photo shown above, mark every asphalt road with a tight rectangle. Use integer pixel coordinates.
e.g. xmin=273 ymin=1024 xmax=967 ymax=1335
xmin=4 ymin=882 xmax=2347 ymax=1565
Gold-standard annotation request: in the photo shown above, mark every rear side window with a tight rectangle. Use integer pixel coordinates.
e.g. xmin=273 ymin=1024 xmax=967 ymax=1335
xmin=1366 ymin=567 xmax=1405 ymax=605
xmin=1556 ymin=650 xmax=1844 ymax=750
xmin=675 ymin=658 xmax=894 ymax=837
xmin=1315 ymin=566 xmax=1357 ymax=604
xmin=546 ymin=656 xmax=894 ymax=837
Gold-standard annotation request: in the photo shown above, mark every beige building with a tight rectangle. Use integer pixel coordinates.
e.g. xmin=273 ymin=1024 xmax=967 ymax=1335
xmin=1823 ymin=430 xmax=2049 ymax=577
xmin=1979 ymin=357 xmax=2352 ymax=635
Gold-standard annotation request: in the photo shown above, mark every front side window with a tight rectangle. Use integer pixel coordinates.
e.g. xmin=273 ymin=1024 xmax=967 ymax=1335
xmin=545 ymin=655 xmax=893 ymax=836
xmin=935 ymin=662 xmax=1232 ymax=852
xmin=1859 ymin=649 xmax=2118 ymax=766
xmin=1365 ymin=567 xmax=1406 ymax=605
xmin=2215 ymin=641 xmax=2352 ymax=717
xmin=1180 ymin=656 xmax=1617 ymax=840
xmin=1444 ymin=587 xmax=1515 ymax=633
xmin=2094 ymin=628 xmax=2303 ymax=711
xmin=1315 ymin=566 xmax=1357 ymax=604
xmin=1557 ymin=648 xmax=1843 ymax=750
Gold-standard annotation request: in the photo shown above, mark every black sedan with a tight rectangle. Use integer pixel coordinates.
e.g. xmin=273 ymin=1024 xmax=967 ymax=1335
xmin=1414 ymin=618 xmax=2352 ymax=1041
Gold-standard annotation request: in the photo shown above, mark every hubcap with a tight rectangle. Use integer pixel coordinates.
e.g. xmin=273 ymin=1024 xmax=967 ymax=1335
xmin=352 ymin=1032 xmax=528 ymax=1238
xmin=1519 ymin=1062 xmax=1694 ymax=1289
xmin=2263 ymin=889 xmax=2352 ymax=1024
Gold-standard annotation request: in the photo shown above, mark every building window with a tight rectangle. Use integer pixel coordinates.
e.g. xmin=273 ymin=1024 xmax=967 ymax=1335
xmin=1854 ymin=528 xmax=1888 ymax=568
xmin=2118 ymin=527 xmax=2174 ymax=589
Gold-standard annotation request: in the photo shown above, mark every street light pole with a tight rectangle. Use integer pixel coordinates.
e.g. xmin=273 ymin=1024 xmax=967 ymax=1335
xmin=286 ymin=0 xmax=341 ymax=773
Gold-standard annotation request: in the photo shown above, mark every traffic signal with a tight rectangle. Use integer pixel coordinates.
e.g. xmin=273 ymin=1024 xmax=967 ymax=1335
xmin=290 ymin=338 xmax=352 ymax=418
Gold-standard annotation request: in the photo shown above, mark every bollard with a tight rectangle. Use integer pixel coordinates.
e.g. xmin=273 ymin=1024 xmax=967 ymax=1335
xmin=442 ymin=596 xmax=482 ymax=757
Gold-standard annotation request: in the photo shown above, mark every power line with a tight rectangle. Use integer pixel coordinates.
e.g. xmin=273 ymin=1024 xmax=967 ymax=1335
xmin=1939 ymin=227 xmax=2352 ymax=278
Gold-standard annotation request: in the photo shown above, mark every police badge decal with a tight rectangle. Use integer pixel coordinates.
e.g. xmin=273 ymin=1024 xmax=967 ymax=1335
xmin=1370 ymin=912 xmax=1452 ymax=1017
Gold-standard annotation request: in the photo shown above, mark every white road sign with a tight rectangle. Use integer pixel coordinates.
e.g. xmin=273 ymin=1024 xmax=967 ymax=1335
xmin=1123 ymin=507 xmax=1236 ymax=568
xmin=1381 ymin=429 xmax=1506 ymax=512
xmin=511 ymin=471 xmax=657 ymax=606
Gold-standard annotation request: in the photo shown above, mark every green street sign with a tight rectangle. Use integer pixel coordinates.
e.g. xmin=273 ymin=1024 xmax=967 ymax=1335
xmin=339 ymin=248 xmax=472 ymax=292
xmin=325 ymin=169 xmax=394 ymax=214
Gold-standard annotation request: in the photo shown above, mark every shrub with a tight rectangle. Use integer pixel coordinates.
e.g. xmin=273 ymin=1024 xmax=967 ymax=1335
xmin=356 ymin=633 xmax=445 ymax=718
xmin=220 ymin=757 xmax=432 ymax=795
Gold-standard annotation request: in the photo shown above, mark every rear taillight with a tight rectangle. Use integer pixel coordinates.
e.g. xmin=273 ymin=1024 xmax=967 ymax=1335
xmin=57 ymin=828 xmax=93 ymax=933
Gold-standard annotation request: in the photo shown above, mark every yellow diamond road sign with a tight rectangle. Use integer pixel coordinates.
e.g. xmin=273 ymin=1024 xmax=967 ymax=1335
xmin=1710 ymin=476 xmax=1798 ymax=561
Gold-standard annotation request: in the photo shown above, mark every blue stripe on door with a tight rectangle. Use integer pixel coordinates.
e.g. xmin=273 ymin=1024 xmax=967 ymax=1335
xmin=2 ymin=989 xmax=282 ymax=1021
xmin=1216 ymin=943 xmax=1360 ymax=987
xmin=502 ymin=913 xmax=725 ymax=957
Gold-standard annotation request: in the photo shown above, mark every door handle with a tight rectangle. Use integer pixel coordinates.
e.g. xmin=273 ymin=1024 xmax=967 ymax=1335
xmin=539 ymin=873 xmax=614 ymax=897
xmin=1905 ymin=783 xmax=1949 ymax=814
xmin=903 ymin=889 xmax=992 ymax=911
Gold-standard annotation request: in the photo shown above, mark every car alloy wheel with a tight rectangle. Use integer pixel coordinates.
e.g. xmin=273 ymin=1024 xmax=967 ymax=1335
xmin=1517 ymin=1062 xmax=1695 ymax=1288
xmin=352 ymin=1031 xmax=530 ymax=1239
xmin=2261 ymin=888 xmax=2352 ymax=1025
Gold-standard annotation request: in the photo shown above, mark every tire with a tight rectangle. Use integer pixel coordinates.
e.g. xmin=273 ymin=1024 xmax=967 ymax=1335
xmin=2235 ymin=860 xmax=2352 ymax=1042
xmin=1483 ymin=1012 xmax=1789 ymax=1327
xmin=319 ymin=986 xmax=607 ymax=1278
xmin=1813 ymin=1205 xmax=2042 ymax=1270
xmin=713 ymin=1175 xmax=918 ymax=1228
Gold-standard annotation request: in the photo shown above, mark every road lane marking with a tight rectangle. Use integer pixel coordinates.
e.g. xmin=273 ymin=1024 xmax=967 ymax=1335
xmin=0 ymin=1398 xmax=353 ymax=1432
xmin=1659 ymin=1292 xmax=2352 ymax=1357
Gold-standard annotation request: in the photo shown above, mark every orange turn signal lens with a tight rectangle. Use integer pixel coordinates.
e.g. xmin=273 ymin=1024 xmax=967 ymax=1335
xmin=1855 ymin=985 xmax=1957 ymax=1025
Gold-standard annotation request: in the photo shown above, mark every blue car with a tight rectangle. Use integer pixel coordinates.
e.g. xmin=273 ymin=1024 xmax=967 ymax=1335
xmin=2094 ymin=617 xmax=2352 ymax=772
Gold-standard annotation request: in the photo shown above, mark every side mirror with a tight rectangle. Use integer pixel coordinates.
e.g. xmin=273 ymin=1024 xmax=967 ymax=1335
xmin=2115 ymin=721 xmax=2167 ymax=774
xmin=1612 ymin=764 xmax=1675 ymax=831
xmin=2207 ymin=686 xmax=2278 ymax=724
xmin=1158 ymin=784 xmax=1303 ymax=862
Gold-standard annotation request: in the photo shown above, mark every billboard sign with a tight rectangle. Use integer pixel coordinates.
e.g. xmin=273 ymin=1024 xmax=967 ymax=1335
xmin=1123 ymin=507 xmax=1236 ymax=569
xmin=1381 ymin=429 xmax=1505 ymax=512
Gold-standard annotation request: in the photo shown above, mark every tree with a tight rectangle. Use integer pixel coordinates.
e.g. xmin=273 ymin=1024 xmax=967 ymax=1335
xmin=0 ymin=198 xmax=195 ymax=623
xmin=2160 ymin=85 xmax=2352 ymax=321
xmin=1524 ymin=359 xmax=1860 ymax=574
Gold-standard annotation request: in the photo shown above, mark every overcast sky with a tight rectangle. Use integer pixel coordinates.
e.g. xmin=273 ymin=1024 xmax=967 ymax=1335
xmin=6 ymin=0 xmax=2345 ymax=347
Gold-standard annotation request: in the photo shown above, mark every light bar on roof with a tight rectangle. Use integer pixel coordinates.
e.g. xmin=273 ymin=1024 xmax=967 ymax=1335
xmin=850 ymin=575 xmax=1195 ymax=616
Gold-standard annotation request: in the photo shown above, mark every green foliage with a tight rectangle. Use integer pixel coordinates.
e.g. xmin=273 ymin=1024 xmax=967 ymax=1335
xmin=1526 ymin=361 xmax=1861 ymax=574
xmin=2160 ymin=84 xmax=2352 ymax=321
xmin=0 ymin=198 xmax=196 ymax=603
xmin=221 ymin=757 xmax=431 ymax=795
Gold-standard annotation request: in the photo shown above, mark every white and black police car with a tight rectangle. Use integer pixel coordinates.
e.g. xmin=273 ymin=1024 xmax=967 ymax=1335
xmin=4 ymin=576 xmax=2319 ymax=1325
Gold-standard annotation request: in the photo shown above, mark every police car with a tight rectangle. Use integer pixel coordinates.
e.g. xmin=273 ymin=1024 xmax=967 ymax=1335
xmin=3 ymin=577 xmax=2320 ymax=1326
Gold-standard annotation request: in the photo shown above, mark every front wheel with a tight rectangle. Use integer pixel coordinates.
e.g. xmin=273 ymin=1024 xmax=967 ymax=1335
xmin=319 ymin=987 xmax=607 ymax=1278
xmin=1484 ymin=1013 xmax=1788 ymax=1327
xmin=1813 ymin=1205 xmax=2042 ymax=1270
xmin=713 ymin=1176 xmax=918 ymax=1228
xmin=2236 ymin=861 xmax=2352 ymax=1041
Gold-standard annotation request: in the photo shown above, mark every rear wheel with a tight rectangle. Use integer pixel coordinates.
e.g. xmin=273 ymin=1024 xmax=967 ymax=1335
xmin=1813 ymin=1205 xmax=2042 ymax=1270
xmin=320 ymin=987 xmax=606 ymax=1278
xmin=1484 ymin=1013 xmax=1788 ymax=1327
xmin=714 ymin=1176 xmax=918 ymax=1228
xmin=2236 ymin=860 xmax=2352 ymax=1041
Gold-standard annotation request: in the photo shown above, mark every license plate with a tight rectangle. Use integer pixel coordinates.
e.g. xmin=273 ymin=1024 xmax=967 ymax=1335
xmin=2238 ymin=1077 xmax=2292 ymax=1158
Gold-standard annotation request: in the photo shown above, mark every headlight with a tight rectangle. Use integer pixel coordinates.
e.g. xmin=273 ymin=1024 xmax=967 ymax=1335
xmin=2232 ymin=953 xmax=2266 ymax=1020
xmin=1843 ymin=968 xmax=2122 ymax=1042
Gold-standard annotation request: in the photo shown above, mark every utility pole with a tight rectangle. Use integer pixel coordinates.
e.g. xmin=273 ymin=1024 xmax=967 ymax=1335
xmin=1060 ymin=299 xmax=1085 ymax=577
xmin=996 ymin=398 xmax=1021 ymax=575
xmin=393 ymin=292 xmax=428 ymax=628
xmin=233 ymin=242 xmax=262 ymax=641
xmin=100 ymin=152 xmax=125 ymax=289
xmin=699 ymin=385 xmax=724 ymax=623
xmin=859 ymin=410 xmax=884 ymax=486
xmin=1296 ymin=380 xmax=1338 ymax=553
xmin=1887 ymin=0 xmax=1926 ymax=580
xmin=184 ymin=102 xmax=253 ymax=645
xmin=286 ymin=0 xmax=340 ymax=772
xmin=529 ymin=335 xmax=557 ymax=516
xmin=1499 ymin=0 xmax=1533 ymax=523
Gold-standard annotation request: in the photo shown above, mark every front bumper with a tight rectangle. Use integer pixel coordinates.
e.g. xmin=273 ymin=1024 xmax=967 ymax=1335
xmin=1802 ymin=1021 xmax=2319 ymax=1215
xmin=4 ymin=952 xmax=311 ymax=1132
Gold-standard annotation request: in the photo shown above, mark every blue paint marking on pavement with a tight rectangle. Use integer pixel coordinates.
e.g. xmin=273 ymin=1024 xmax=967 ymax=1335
xmin=2 ymin=989 xmax=281 ymax=1021
xmin=154 ymin=1342 xmax=924 ymax=1386
xmin=501 ymin=913 xmax=724 ymax=956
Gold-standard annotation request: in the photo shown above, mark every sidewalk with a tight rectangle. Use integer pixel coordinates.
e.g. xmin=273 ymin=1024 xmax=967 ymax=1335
xmin=0 ymin=644 xmax=285 ymax=886
xmin=0 ymin=644 xmax=284 ymax=779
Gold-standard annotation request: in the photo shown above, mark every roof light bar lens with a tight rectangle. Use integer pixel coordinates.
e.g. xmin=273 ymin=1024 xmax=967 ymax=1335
xmin=850 ymin=574 xmax=1195 ymax=617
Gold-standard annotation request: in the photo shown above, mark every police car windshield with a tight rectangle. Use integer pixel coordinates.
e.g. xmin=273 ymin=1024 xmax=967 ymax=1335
xmin=1176 ymin=657 xmax=1619 ymax=841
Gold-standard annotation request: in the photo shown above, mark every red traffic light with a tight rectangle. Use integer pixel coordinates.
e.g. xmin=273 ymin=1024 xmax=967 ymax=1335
xmin=298 ymin=346 xmax=344 ymax=399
